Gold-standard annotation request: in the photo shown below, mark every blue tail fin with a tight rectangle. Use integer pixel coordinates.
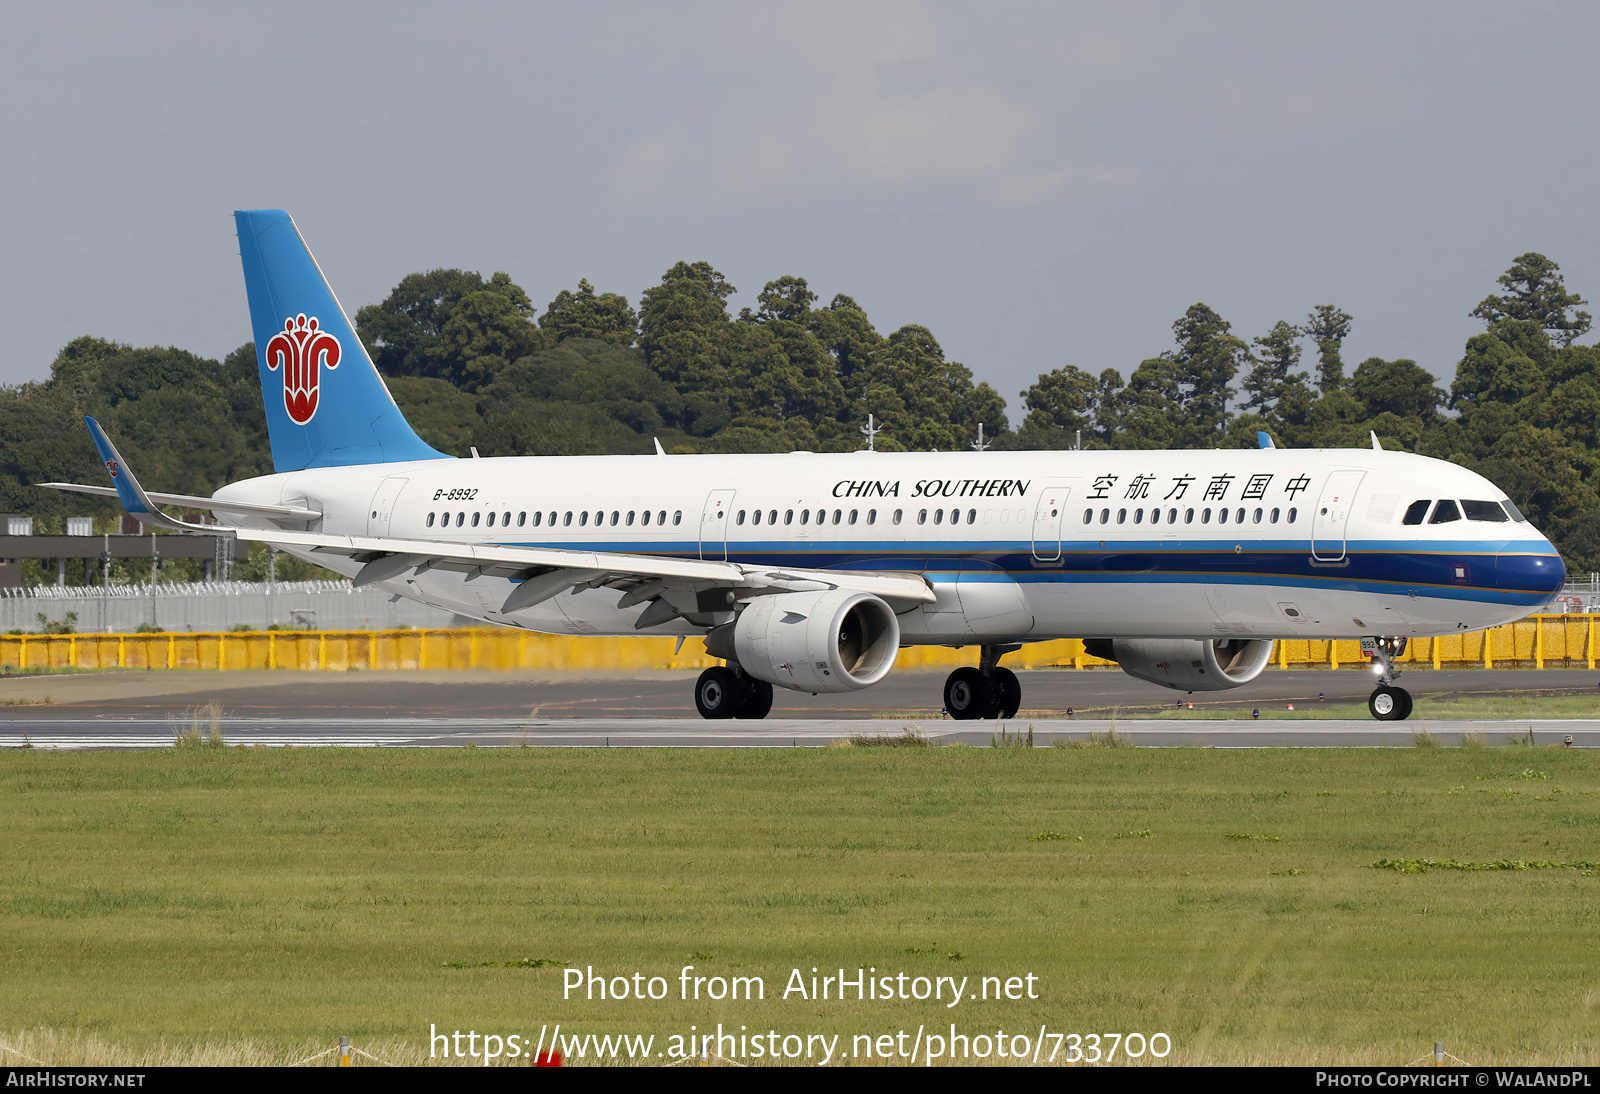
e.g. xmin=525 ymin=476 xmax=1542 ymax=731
xmin=234 ymin=209 xmax=449 ymax=472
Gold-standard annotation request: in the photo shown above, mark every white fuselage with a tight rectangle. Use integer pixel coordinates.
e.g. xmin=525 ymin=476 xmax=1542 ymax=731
xmin=215 ymin=447 xmax=1564 ymax=644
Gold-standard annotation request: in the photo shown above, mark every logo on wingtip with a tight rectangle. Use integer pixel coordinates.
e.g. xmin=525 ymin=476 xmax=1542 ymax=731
xmin=264 ymin=314 xmax=341 ymax=425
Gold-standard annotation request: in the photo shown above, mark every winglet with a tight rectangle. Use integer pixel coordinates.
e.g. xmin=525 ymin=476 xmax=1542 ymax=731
xmin=1370 ymin=430 xmax=1382 ymax=451
xmin=1256 ymin=431 xmax=1275 ymax=450
xmin=82 ymin=417 xmax=203 ymax=533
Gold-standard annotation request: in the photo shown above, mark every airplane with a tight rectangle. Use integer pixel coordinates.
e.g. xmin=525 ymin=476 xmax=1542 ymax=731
xmin=41 ymin=210 xmax=1567 ymax=722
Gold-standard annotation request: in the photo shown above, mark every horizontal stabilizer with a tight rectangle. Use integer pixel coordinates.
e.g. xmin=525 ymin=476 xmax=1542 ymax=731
xmin=35 ymin=482 xmax=321 ymax=522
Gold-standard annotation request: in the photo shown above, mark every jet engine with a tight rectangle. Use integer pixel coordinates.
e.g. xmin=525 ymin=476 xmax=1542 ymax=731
xmin=706 ymin=589 xmax=900 ymax=694
xmin=1084 ymin=637 xmax=1275 ymax=692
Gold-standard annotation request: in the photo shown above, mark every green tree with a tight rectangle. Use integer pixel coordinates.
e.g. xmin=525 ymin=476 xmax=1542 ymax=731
xmin=1305 ymin=305 xmax=1353 ymax=393
xmin=355 ymin=269 xmax=539 ymax=388
xmin=1241 ymin=321 xmax=1305 ymax=415
xmin=1111 ymin=358 xmax=1183 ymax=450
xmin=1015 ymin=364 xmax=1099 ymax=446
xmin=1168 ymin=303 xmax=1249 ymax=444
xmin=1349 ymin=358 xmax=1446 ymax=422
xmin=853 ymin=325 xmax=1006 ymax=451
xmin=540 ymin=279 xmax=638 ymax=345
xmin=1471 ymin=253 xmax=1591 ymax=347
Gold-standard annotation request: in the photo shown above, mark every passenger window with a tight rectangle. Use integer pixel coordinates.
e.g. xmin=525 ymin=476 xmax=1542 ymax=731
xmin=800 ymin=510 xmax=810 ymax=525
xmin=1217 ymin=508 xmax=1227 ymax=524
xmin=610 ymin=511 xmax=619 ymax=526
xmin=768 ymin=510 xmax=777 ymax=524
xmin=1150 ymin=508 xmax=1160 ymax=525
xmin=1253 ymin=508 xmax=1262 ymax=524
xmin=673 ymin=511 xmax=682 ymax=525
xmin=1287 ymin=507 xmax=1297 ymax=523
xmin=918 ymin=509 xmax=928 ymax=525
xmin=736 ymin=510 xmax=745 ymax=526
xmin=968 ymin=509 xmax=976 ymax=524
xmin=532 ymin=512 xmax=542 ymax=527
xmin=627 ymin=511 xmax=635 ymax=526
xmin=472 ymin=512 xmax=481 ymax=527
xmin=563 ymin=512 xmax=572 ymax=526
xmin=849 ymin=510 xmax=858 ymax=525
xmin=1133 ymin=508 xmax=1143 ymax=524
xmin=426 ymin=513 xmax=435 ymax=528
xmin=1202 ymin=508 xmax=1212 ymax=524
xmin=518 ymin=512 xmax=526 ymax=527
xmin=892 ymin=509 xmax=902 ymax=524
xmin=1402 ymin=500 xmax=1430 ymax=525
xmin=785 ymin=510 xmax=794 ymax=525
xmin=1184 ymin=508 xmax=1194 ymax=524
xmin=1236 ymin=508 xmax=1245 ymax=524
xmin=640 ymin=510 xmax=650 ymax=526
xmin=504 ymin=512 xmax=512 ymax=526
xmin=1084 ymin=509 xmax=1093 ymax=524
xmin=579 ymin=512 xmax=588 ymax=527
xmin=867 ymin=510 xmax=876 ymax=525
xmin=934 ymin=509 xmax=944 ymax=525
xmin=833 ymin=509 xmax=842 ymax=524
xmin=457 ymin=513 xmax=466 ymax=527
xmin=550 ymin=512 xmax=558 ymax=526
xmin=1462 ymin=500 xmax=1510 ymax=522
xmin=949 ymin=509 xmax=959 ymax=525
xmin=1100 ymin=509 xmax=1110 ymax=524
xmin=1429 ymin=499 xmax=1462 ymax=524
xmin=1270 ymin=508 xmax=1279 ymax=523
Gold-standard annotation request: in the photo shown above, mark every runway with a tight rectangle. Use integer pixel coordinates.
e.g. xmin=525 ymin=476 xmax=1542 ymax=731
xmin=2 ymin=667 xmax=1597 ymax=748
xmin=2 ymin=715 xmax=1596 ymax=750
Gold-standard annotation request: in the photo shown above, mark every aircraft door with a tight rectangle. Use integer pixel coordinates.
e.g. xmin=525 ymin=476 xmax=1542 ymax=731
xmin=367 ymin=477 xmax=409 ymax=537
xmin=1030 ymin=480 xmax=1074 ymax=562
xmin=1311 ymin=470 xmax=1365 ymax=562
xmin=699 ymin=489 xmax=736 ymax=561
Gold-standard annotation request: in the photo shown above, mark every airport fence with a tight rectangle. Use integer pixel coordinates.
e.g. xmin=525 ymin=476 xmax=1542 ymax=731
xmin=2 ymin=615 xmax=1597 ymax=674
xmin=0 ymin=580 xmax=465 ymax=633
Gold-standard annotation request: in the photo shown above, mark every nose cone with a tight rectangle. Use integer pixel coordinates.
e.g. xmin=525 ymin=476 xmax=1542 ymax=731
xmin=1496 ymin=545 xmax=1566 ymax=596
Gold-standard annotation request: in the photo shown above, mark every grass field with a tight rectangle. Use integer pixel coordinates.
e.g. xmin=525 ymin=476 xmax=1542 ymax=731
xmin=1 ymin=743 xmax=1597 ymax=1067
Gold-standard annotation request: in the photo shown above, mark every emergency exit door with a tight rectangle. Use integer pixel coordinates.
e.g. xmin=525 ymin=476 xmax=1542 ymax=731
xmin=699 ymin=489 xmax=736 ymax=560
xmin=1030 ymin=480 xmax=1074 ymax=562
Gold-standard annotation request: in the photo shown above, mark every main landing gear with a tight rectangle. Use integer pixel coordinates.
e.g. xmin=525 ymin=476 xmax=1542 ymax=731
xmin=694 ymin=665 xmax=774 ymax=720
xmin=944 ymin=645 xmax=1023 ymax=720
xmin=1366 ymin=637 xmax=1413 ymax=721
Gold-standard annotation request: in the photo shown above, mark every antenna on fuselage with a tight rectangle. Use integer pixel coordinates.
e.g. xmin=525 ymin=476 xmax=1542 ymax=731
xmin=860 ymin=413 xmax=884 ymax=452
xmin=971 ymin=423 xmax=991 ymax=452
xmin=1370 ymin=431 xmax=1382 ymax=451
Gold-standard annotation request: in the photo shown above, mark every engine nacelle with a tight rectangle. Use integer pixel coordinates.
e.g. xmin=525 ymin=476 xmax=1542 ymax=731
xmin=708 ymin=590 xmax=900 ymax=694
xmin=1087 ymin=637 xmax=1276 ymax=692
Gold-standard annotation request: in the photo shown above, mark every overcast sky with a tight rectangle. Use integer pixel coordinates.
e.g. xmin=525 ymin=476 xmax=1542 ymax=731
xmin=2 ymin=1 xmax=1596 ymax=418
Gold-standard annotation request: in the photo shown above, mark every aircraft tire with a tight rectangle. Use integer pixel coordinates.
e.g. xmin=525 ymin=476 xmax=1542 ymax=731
xmin=944 ymin=667 xmax=994 ymax=720
xmin=1368 ymin=685 xmax=1410 ymax=721
xmin=736 ymin=679 xmax=774 ymax=720
xmin=991 ymin=667 xmax=1022 ymax=719
xmin=695 ymin=666 xmax=743 ymax=719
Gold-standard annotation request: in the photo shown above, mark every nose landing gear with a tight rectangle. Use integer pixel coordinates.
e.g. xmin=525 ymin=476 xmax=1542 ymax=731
xmin=1365 ymin=637 xmax=1413 ymax=721
xmin=943 ymin=644 xmax=1023 ymax=720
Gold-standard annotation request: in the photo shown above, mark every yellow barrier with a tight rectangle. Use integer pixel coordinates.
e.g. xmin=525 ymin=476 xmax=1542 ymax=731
xmin=1 ymin=616 xmax=1596 ymax=674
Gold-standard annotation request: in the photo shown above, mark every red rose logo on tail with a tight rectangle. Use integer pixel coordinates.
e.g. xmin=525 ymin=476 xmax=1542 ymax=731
xmin=264 ymin=314 xmax=341 ymax=425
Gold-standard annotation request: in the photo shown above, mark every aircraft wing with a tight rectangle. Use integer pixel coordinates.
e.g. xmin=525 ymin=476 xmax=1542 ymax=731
xmin=231 ymin=526 xmax=936 ymax=616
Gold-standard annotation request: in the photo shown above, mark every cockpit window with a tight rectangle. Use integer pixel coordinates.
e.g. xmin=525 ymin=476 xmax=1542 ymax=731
xmin=1428 ymin=499 xmax=1462 ymax=524
xmin=1501 ymin=498 xmax=1528 ymax=522
xmin=1462 ymin=499 xmax=1510 ymax=522
xmin=1401 ymin=500 xmax=1430 ymax=526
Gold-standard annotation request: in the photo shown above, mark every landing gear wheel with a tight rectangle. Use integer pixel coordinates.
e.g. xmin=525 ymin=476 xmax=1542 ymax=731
xmin=695 ymin=666 xmax=743 ymax=719
xmin=736 ymin=679 xmax=774 ymax=720
xmin=1368 ymin=685 xmax=1412 ymax=721
xmin=944 ymin=667 xmax=995 ymax=720
xmin=991 ymin=667 xmax=1022 ymax=719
